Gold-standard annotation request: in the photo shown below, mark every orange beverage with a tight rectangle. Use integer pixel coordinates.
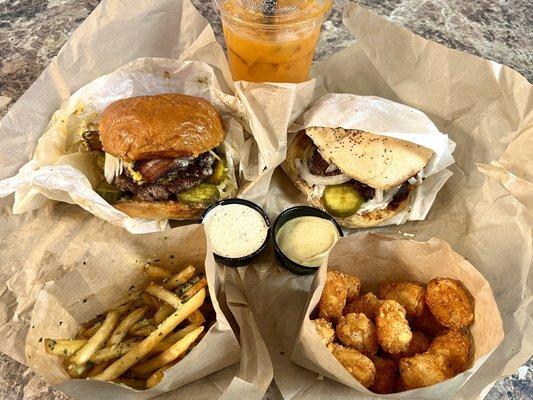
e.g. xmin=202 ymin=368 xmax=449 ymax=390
xmin=214 ymin=0 xmax=332 ymax=83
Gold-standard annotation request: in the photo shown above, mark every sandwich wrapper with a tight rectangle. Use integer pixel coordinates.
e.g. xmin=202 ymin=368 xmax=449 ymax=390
xmin=291 ymin=233 xmax=504 ymax=399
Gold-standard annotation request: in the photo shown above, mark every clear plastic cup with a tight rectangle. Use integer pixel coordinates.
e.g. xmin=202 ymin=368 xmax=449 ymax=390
xmin=214 ymin=0 xmax=332 ymax=83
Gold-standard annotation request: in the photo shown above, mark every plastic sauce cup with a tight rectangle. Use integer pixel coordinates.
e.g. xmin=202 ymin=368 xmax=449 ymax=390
xmin=214 ymin=0 xmax=332 ymax=83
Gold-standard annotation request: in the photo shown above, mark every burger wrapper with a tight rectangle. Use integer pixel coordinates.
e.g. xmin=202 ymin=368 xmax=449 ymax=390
xmin=0 ymin=0 xmax=314 ymax=234
xmin=291 ymin=233 xmax=504 ymax=399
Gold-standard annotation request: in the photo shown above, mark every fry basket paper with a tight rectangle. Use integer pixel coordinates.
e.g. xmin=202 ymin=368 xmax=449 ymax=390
xmin=291 ymin=233 xmax=503 ymax=399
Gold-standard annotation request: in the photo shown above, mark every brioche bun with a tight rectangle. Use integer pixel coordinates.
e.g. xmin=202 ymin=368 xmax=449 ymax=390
xmin=99 ymin=93 xmax=225 ymax=162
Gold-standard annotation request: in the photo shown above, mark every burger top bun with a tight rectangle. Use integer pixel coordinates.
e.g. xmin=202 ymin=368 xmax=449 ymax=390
xmin=305 ymin=127 xmax=433 ymax=190
xmin=99 ymin=93 xmax=225 ymax=162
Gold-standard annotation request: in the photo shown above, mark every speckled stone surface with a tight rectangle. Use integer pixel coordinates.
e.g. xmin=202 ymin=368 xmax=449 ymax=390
xmin=0 ymin=0 xmax=531 ymax=399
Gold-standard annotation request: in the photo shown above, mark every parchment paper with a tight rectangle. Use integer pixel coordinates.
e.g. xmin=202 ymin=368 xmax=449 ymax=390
xmin=291 ymin=233 xmax=503 ymax=399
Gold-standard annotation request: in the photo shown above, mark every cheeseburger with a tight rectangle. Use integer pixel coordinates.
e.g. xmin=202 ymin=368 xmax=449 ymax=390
xmin=284 ymin=127 xmax=433 ymax=228
xmin=84 ymin=93 xmax=237 ymax=220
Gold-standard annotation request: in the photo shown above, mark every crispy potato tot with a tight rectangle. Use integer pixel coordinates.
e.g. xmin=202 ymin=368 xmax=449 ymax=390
xmin=379 ymin=282 xmax=425 ymax=318
xmin=94 ymin=288 xmax=206 ymax=381
xmin=107 ymin=307 xmax=148 ymax=347
xmin=311 ymin=318 xmax=335 ymax=346
xmin=144 ymin=264 xmax=172 ymax=280
xmin=145 ymin=283 xmax=183 ymax=309
xmin=344 ymin=292 xmax=381 ymax=320
xmin=70 ymin=310 xmax=120 ymax=365
xmin=327 ymin=343 xmax=376 ymax=388
xmin=430 ymin=330 xmax=471 ymax=373
xmin=344 ymin=274 xmax=361 ymax=303
xmin=132 ymin=326 xmax=204 ymax=374
xmin=163 ymin=265 xmax=196 ymax=290
xmin=411 ymin=305 xmax=446 ymax=338
xmin=114 ymin=377 xmax=146 ymax=390
xmin=336 ymin=313 xmax=378 ymax=355
xmin=376 ymin=300 xmax=412 ymax=355
xmin=154 ymin=304 xmax=175 ymax=325
xmin=370 ymin=356 xmax=397 ymax=394
xmin=399 ymin=352 xmax=454 ymax=390
xmin=388 ymin=331 xmax=431 ymax=360
xmin=164 ymin=311 xmax=205 ymax=343
xmin=45 ymin=339 xmax=87 ymax=357
xmin=318 ymin=270 xmax=348 ymax=321
xmin=182 ymin=277 xmax=207 ymax=301
xmin=425 ymin=278 xmax=474 ymax=329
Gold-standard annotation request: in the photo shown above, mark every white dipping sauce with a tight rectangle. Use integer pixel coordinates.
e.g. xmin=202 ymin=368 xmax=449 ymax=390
xmin=203 ymin=204 xmax=268 ymax=258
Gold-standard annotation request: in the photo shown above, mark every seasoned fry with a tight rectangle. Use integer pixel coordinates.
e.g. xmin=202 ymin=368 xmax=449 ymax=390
xmin=345 ymin=274 xmax=361 ymax=303
xmin=114 ymin=377 xmax=146 ymax=390
xmin=154 ymin=303 xmax=175 ymax=325
xmin=429 ymin=330 xmax=471 ymax=373
xmin=129 ymin=318 xmax=154 ymax=335
xmin=370 ymin=356 xmax=397 ymax=394
xmin=425 ymin=278 xmax=474 ymax=329
xmin=87 ymin=361 xmax=110 ymax=378
xmin=107 ymin=307 xmax=147 ymax=347
xmin=132 ymin=326 xmax=204 ymax=374
xmin=146 ymin=362 xmax=177 ymax=388
xmin=411 ymin=305 xmax=446 ymax=338
xmin=344 ymin=292 xmax=381 ymax=320
xmin=376 ymin=300 xmax=412 ymax=355
xmin=94 ymin=288 xmax=206 ymax=381
xmin=336 ymin=313 xmax=378 ymax=355
xmin=45 ymin=339 xmax=87 ymax=357
xmin=182 ymin=277 xmax=207 ymax=300
xmin=311 ymin=318 xmax=335 ymax=346
xmin=378 ymin=282 xmax=425 ymax=318
xmin=145 ymin=283 xmax=183 ymax=309
xmin=80 ymin=321 xmax=102 ymax=339
xmin=164 ymin=311 xmax=205 ymax=343
xmin=318 ymin=270 xmax=348 ymax=321
xmin=327 ymin=343 xmax=376 ymax=388
xmin=144 ymin=264 xmax=172 ymax=280
xmin=132 ymin=326 xmax=156 ymax=337
xmin=91 ymin=342 xmax=137 ymax=363
xmin=70 ymin=310 xmax=120 ymax=365
xmin=399 ymin=352 xmax=453 ymax=389
xmin=164 ymin=265 xmax=196 ymax=290
xmin=140 ymin=293 xmax=160 ymax=310
xmin=66 ymin=362 xmax=89 ymax=378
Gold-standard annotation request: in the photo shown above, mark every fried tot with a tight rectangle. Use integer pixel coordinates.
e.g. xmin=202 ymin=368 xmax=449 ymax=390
xmin=379 ymin=282 xmax=425 ymax=318
xmin=429 ymin=330 xmax=471 ymax=373
xmin=425 ymin=278 xmax=474 ymax=329
xmin=387 ymin=331 xmax=431 ymax=360
xmin=344 ymin=274 xmax=361 ymax=303
xmin=370 ymin=356 xmax=397 ymax=394
xmin=344 ymin=292 xmax=381 ymax=320
xmin=336 ymin=313 xmax=378 ymax=355
xmin=411 ymin=305 xmax=446 ymax=338
xmin=399 ymin=352 xmax=453 ymax=390
xmin=376 ymin=300 xmax=412 ymax=355
xmin=318 ymin=270 xmax=348 ymax=321
xmin=311 ymin=318 xmax=335 ymax=346
xmin=327 ymin=343 xmax=376 ymax=388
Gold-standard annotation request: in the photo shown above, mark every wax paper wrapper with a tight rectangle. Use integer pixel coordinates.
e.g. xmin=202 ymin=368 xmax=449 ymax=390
xmin=291 ymin=233 xmax=503 ymax=399
xmin=284 ymin=93 xmax=456 ymax=226
xmin=0 ymin=0 xmax=314 ymax=234
xmin=234 ymin=3 xmax=531 ymax=400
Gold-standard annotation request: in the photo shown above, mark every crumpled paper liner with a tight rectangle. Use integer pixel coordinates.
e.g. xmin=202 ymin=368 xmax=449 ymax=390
xmin=291 ymin=233 xmax=503 ymax=399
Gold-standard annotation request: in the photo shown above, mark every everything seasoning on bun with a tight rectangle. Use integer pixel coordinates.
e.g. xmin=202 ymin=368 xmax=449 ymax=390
xmin=84 ymin=93 xmax=237 ymax=220
xmin=284 ymin=127 xmax=433 ymax=228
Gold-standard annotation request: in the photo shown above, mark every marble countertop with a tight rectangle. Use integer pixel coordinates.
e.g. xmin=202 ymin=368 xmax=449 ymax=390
xmin=0 ymin=0 xmax=531 ymax=399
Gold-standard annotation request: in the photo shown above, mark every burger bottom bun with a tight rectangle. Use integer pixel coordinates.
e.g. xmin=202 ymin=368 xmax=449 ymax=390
xmin=114 ymin=199 xmax=208 ymax=220
xmin=283 ymin=132 xmax=411 ymax=228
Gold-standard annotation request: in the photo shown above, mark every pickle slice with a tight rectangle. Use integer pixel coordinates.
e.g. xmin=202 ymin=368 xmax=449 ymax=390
xmin=322 ymin=184 xmax=364 ymax=217
xmin=95 ymin=181 xmax=122 ymax=204
xmin=177 ymin=183 xmax=220 ymax=206
xmin=207 ymin=158 xmax=227 ymax=184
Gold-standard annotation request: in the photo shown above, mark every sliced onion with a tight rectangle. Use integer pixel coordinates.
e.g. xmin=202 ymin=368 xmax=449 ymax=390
xmin=104 ymin=153 xmax=123 ymax=184
xmin=325 ymin=163 xmax=339 ymax=173
xmin=295 ymin=144 xmax=351 ymax=186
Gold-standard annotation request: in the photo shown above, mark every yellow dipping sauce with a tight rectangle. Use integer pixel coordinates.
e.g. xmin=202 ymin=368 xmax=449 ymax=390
xmin=276 ymin=216 xmax=339 ymax=267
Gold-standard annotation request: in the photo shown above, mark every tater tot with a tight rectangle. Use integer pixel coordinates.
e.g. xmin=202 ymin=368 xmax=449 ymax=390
xmin=344 ymin=292 xmax=381 ymax=320
xmin=336 ymin=313 xmax=378 ymax=355
xmin=328 ymin=343 xmax=376 ymax=388
xmin=370 ymin=356 xmax=397 ymax=394
xmin=387 ymin=331 xmax=431 ymax=360
xmin=425 ymin=278 xmax=474 ymax=329
xmin=429 ymin=330 xmax=471 ymax=373
xmin=376 ymin=300 xmax=412 ymax=354
xmin=344 ymin=274 xmax=361 ymax=303
xmin=311 ymin=318 xmax=335 ymax=346
xmin=379 ymin=282 xmax=425 ymax=318
xmin=411 ymin=305 xmax=446 ymax=338
xmin=318 ymin=270 xmax=348 ymax=321
xmin=399 ymin=352 xmax=454 ymax=390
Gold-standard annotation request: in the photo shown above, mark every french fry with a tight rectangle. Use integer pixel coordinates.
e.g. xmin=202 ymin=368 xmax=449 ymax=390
xmin=88 ymin=361 xmax=110 ymax=378
xmin=114 ymin=377 xmax=146 ymax=390
xmin=129 ymin=318 xmax=154 ymax=334
xmin=146 ymin=361 xmax=177 ymax=388
xmin=163 ymin=265 xmax=195 ymax=290
xmin=132 ymin=326 xmax=156 ymax=337
xmin=66 ymin=362 xmax=88 ymax=378
xmin=145 ymin=283 xmax=183 ymax=309
xmin=163 ymin=311 xmax=205 ymax=344
xmin=45 ymin=339 xmax=87 ymax=357
xmin=182 ymin=277 xmax=207 ymax=300
xmin=81 ymin=321 xmax=102 ymax=338
xmin=70 ymin=310 xmax=120 ymax=365
xmin=140 ymin=293 xmax=160 ymax=310
xmin=132 ymin=326 xmax=204 ymax=374
xmin=107 ymin=307 xmax=147 ymax=346
xmin=144 ymin=264 xmax=172 ymax=280
xmin=90 ymin=342 xmax=138 ymax=363
xmin=154 ymin=304 xmax=175 ymax=325
xmin=94 ymin=288 xmax=206 ymax=381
